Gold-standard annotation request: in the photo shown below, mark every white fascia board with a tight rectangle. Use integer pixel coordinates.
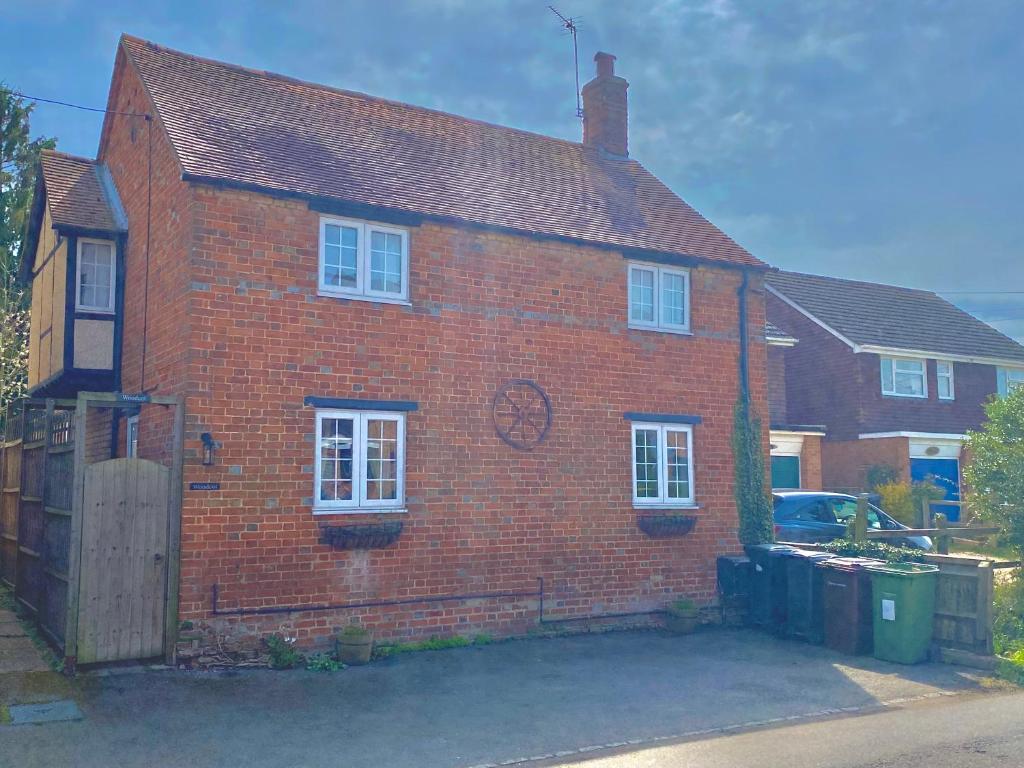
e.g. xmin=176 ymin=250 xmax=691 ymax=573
xmin=766 ymin=285 xmax=857 ymax=350
xmin=853 ymin=344 xmax=1024 ymax=369
xmin=770 ymin=429 xmax=826 ymax=437
xmin=858 ymin=431 xmax=966 ymax=442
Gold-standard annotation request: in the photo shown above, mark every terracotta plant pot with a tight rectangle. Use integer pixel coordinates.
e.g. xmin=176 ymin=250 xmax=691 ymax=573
xmin=336 ymin=629 xmax=374 ymax=665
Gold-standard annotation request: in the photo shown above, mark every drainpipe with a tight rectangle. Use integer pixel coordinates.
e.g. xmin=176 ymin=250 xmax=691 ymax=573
xmin=737 ymin=270 xmax=751 ymax=406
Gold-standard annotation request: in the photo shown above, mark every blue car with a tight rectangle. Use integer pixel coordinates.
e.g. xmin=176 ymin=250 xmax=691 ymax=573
xmin=772 ymin=491 xmax=933 ymax=551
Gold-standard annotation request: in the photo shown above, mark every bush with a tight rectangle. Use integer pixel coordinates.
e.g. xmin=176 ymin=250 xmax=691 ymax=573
xmin=265 ymin=634 xmax=305 ymax=669
xmin=874 ymin=480 xmax=946 ymax=526
xmin=964 ymin=387 xmax=1024 ymax=559
xmin=875 ymin=482 xmax=914 ymax=525
xmin=820 ymin=539 xmax=927 ymax=563
xmin=994 ymin=574 xmax=1024 ymax=657
xmin=733 ymin=399 xmax=773 ymax=545
xmin=866 ymin=463 xmax=900 ymax=490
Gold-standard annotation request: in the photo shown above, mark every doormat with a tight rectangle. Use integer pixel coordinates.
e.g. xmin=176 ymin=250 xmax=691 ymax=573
xmin=5 ymin=699 xmax=83 ymax=726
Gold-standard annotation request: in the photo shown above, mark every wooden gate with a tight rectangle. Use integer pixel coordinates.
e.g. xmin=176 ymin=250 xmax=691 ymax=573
xmin=74 ymin=458 xmax=171 ymax=664
xmin=1 ymin=392 xmax=183 ymax=669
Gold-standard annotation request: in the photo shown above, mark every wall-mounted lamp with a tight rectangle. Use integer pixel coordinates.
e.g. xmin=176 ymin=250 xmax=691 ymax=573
xmin=200 ymin=432 xmax=221 ymax=466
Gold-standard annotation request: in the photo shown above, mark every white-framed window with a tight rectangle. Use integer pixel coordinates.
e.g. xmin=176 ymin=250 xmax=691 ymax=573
xmin=631 ymin=422 xmax=695 ymax=507
xmin=628 ymin=262 xmax=690 ymax=333
xmin=936 ymin=361 xmax=955 ymax=400
xmin=125 ymin=414 xmax=139 ymax=458
xmin=880 ymin=356 xmax=927 ymax=398
xmin=75 ymin=238 xmax=115 ymax=313
xmin=998 ymin=367 xmax=1024 ymax=397
xmin=318 ymin=216 xmax=409 ymax=303
xmin=314 ymin=410 xmax=405 ymax=513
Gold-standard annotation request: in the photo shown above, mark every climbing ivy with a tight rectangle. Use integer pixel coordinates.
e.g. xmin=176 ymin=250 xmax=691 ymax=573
xmin=732 ymin=397 xmax=774 ymax=546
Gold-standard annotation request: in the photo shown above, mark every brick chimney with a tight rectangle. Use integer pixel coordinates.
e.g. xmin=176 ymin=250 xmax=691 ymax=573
xmin=582 ymin=52 xmax=628 ymax=157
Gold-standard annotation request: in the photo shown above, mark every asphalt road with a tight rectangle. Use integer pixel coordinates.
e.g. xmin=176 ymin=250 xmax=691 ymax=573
xmin=550 ymin=689 xmax=1024 ymax=768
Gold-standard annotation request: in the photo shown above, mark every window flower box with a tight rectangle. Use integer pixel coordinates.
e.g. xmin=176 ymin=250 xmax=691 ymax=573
xmin=319 ymin=521 xmax=404 ymax=550
xmin=637 ymin=514 xmax=696 ymax=538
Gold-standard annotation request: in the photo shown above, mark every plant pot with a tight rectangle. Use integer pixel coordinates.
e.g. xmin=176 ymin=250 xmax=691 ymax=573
xmin=664 ymin=610 xmax=700 ymax=635
xmin=336 ymin=635 xmax=374 ymax=665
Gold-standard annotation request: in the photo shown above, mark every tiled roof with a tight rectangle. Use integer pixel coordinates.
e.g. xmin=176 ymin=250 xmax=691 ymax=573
xmin=767 ymin=270 xmax=1024 ymax=364
xmin=39 ymin=150 xmax=123 ymax=233
xmin=119 ymin=35 xmax=763 ymax=269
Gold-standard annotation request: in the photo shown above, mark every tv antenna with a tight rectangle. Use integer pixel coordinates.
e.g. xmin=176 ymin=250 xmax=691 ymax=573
xmin=548 ymin=6 xmax=584 ymax=120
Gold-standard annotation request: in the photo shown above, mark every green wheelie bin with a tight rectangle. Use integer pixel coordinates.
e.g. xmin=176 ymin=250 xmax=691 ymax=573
xmin=864 ymin=562 xmax=939 ymax=664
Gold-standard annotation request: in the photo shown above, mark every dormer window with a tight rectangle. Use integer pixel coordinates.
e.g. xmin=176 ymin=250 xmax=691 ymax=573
xmin=76 ymin=239 xmax=115 ymax=313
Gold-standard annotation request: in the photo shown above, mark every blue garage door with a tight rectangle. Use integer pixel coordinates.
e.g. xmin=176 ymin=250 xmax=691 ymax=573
xmin=910 ymin=457 xmax=961 ymax=522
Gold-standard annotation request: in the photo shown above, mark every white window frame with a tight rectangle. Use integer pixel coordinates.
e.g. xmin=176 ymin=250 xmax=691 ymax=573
xmin=936 ymin=360 xmax=955 ymax=401
xmin=631 ymin=422 xmax=696 ymax=508
xmin=627 ymin=262 xmax=690 ymax=334
xmin=318 ymin=216 xmax=410 ymax=304
xmin=880 ymin=356 xmax=927 ymax=399
xmin=125 ymin=414 xmax=139 ymax=458
xmin=999 ymin=367 xmax=1024 ymax=397
xmin=314 ymin=409 xmax=406 ymax=514
xmin=75 ymin=237 xmax=116 ymax=313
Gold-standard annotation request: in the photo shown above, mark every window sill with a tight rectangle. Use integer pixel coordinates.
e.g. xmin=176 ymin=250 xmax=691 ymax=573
xmin=633 ymin=504 xmax=700 ymax=511
xmin=627 ymin=324 xmax=692 ymax=337
xmin=317 ymin=289 xmax=411 ymax=307
xmin=881 ymin=393 xmax=928 ymax=400
xmin=313 ymin=507 xmax=408 ymax=516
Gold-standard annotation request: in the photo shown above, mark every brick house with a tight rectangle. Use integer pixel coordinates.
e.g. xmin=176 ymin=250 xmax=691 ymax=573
xmin=18 ymin=35 xmax=771 ymax=649
xmin=766 ymin=270 xmax=1024 ymax=517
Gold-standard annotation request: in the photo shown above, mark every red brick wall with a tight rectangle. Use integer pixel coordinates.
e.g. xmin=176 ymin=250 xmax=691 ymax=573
xmin=172 ymin=185 xmax=767 ymax=644
xmin=767 ymin=345 xmax=788 ymax=425
xmin=821 ymin=437 xmax=909 ymax=494
xmin=801 ymin=435 xmax=823 ymax=490
xmin=856 ymin=355 xmax=996 ymax=435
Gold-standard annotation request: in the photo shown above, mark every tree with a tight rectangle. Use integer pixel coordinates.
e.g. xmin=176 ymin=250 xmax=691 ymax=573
xmin=964 ymin=387 xmax=1024 ymax=558
xmin=1 ymin=86 xmax=55 ymax=427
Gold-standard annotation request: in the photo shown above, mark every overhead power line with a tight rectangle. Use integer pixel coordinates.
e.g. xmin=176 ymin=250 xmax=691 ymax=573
xmin=7 ymin=90 xmax=150 ymax=119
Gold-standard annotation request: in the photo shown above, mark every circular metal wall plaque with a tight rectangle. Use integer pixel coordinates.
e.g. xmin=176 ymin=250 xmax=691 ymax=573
xmin=492 ymin=379 xmax=552 ymax=451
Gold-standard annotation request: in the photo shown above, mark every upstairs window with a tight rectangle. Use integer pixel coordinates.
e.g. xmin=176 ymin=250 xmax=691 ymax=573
xmin=76 ymin=239 xmax=115 ymax=313
xmin=319 ymin=217 xmax=409 ymax=302
xmin=998 ymin=368 xmax=1024 ymax=397
xmin=628 ymin=263 xmax=690 ymax=333
xmin=936 ymin=361 xmax=955 ymax=400
xmin=314 ymin=410 xmax=405 ymax=513
xmin=631 ymin=422 xmax=695 ymax=507
xmin=880 ymin=357 xmax=926 ymax=398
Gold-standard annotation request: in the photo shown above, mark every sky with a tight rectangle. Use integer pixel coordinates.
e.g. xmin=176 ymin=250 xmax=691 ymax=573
xmin=3 ymin=0 xmax=1023 ymax=341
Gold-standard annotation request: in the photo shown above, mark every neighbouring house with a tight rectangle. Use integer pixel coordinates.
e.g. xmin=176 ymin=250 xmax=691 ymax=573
xmin=11 ymin=35 xmax=771 ymax=656
xmin=766 ymin=269 xmax=1024 ymax=518
xmin=764 ymin=321 xmax=825 ymax=490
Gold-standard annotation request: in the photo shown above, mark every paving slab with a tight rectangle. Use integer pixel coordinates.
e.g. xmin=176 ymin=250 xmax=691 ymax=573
xmin=7 ymin=700 xmax=83 ymax=726
xmin=0 ymin=636 xmax=52 ymax=673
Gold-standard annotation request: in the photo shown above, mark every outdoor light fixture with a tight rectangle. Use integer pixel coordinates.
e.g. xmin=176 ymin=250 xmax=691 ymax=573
xmin=200 ymin=432 xmax=220 ymax=466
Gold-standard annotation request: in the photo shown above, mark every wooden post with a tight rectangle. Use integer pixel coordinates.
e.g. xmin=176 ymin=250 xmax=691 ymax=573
xmin=63 ymin=393 xmax=89 ymax=672
xmin=854 ymin=494 xmax=869 ymax=543
xmin=163 ymin=395 xmax=185 ymax=666
xmin=918 ymin=497 xmax=930 ymax=530
xmin=936 ymin=513 xmax=949 ymax=555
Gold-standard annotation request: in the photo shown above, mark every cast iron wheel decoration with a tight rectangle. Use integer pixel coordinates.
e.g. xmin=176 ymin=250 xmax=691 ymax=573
xmin=492 ymin=379 xmax=552 ymax=450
